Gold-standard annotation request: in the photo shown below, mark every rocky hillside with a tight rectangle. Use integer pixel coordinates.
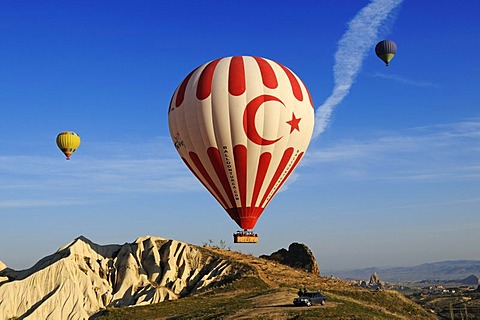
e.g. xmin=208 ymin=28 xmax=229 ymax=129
xmin=0 ymin=236 xmax=437 ymax=320
xmin=98 ymin=246 xmax=437 ymax=320
xmin=0 ymin=236 xmax=246 ymax=320
xmin=259 ymin=242 xmax=319 ymax=274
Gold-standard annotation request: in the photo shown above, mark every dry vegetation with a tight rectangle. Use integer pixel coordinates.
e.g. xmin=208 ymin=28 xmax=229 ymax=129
xmin=95 ymin=246 xmax=436 ymax=320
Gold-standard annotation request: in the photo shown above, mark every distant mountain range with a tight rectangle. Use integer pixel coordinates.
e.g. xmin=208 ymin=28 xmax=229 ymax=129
xmin=329 ymin=260 xmax=480 ymax=283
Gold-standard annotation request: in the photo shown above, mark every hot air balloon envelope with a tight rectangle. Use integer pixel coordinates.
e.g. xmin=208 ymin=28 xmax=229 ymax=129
xmin=168 ymin=56 xmax=314 ymax=237
xmin=375 ymin=40 xmax=397 ymax=66
xmin=56 ymin=131 xmax=81 ymax=160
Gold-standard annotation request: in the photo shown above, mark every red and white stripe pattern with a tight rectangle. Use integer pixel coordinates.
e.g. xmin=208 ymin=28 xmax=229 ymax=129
xmin=168 ymin=56 xmax=314 ymax=230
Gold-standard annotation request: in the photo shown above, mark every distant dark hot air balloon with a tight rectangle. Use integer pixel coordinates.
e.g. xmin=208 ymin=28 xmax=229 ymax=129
xmin=375 ymin=40 xmax=397 ymax=66
xmin=168 ymin=56 xmax=315 ymax=243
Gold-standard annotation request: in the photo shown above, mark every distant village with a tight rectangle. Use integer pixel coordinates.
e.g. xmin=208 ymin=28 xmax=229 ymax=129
xmin=346 ymin=272 xmax=480 ymax=291
xmin=409 ymin=274 xmax=480 ymax=295
xmin=346 ymin=272 xmax=480 ymax=318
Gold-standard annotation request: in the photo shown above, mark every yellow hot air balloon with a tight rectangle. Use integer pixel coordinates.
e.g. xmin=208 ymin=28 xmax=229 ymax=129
xmin=56 ymin=131 xmax=81 ymax=160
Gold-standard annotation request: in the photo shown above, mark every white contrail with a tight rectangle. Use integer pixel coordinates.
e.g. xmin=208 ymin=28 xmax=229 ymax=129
xmin=313 ymin=0 xmax=403 ymax=138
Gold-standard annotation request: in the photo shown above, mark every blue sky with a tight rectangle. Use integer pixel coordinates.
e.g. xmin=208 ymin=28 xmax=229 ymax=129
xmin=1 ymin=0 xmax=479 ymax=272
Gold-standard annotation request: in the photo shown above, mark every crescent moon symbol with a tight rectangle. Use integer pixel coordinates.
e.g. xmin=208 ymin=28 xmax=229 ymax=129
xmin=243 ymin=95 xmax=284 ymax=146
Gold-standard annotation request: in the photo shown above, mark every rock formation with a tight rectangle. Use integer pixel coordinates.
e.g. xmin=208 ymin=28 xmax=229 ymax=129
xmin=0 ymin=260 xmax=7 ymax=284
xmin=461 ymin=274 xmax=480 ymax=285
xmin=260 ymin=242 xmax=319 ymax=274
xmin=0 ymin=236 xmax=244 ymax=320
xmin=369 ymin=271 xmax=381 ymax=287
xmin=357 ymin=272 xmax=384 ymax=290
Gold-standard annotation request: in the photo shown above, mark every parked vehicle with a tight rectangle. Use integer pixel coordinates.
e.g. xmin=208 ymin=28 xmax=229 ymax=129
xmin=293 ymin=291 xmax=327 ymax=307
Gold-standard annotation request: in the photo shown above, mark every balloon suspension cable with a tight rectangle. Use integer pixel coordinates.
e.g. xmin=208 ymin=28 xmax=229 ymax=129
xmin=235 ymin=230 xmax=256 ymax=236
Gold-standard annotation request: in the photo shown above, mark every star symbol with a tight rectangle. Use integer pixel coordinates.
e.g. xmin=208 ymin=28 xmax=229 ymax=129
xmin=286 ymin=112 xmax=301 ymax=133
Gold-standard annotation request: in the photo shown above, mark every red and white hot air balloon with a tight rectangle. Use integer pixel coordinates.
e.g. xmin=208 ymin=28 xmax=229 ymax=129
xmin=168 ymin=56 xmax=314 ymax=243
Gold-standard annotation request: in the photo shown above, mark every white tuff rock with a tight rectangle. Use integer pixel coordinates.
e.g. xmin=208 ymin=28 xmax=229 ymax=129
xmin=0 ymin=236 xmax=237 ymax=320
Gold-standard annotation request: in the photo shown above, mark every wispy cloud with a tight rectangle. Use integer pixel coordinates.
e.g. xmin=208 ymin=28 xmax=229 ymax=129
xmin=0 ymin=138 xmax=203 ymax=208
xmin=305 ymin=120 xmax=480 ymax=182
xmin=0 ymin=199 xmax=90 ymax=208
xmin=356 ymin=197 xmax=480 ymax=214
xmin=371 ymin=72 xmax=440 ymax=87
xmin=314 ymin=0 xmax=403 ymax=138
